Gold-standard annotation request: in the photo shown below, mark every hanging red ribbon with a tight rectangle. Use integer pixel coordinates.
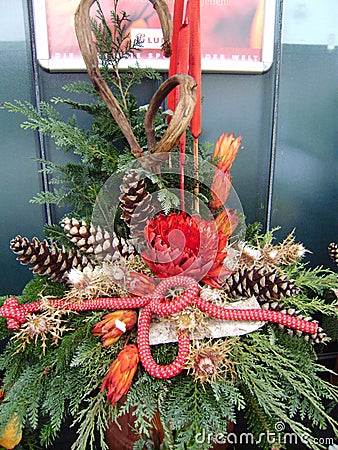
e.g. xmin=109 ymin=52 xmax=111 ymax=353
xmin=188 ymin=0 xmax=201 ymax=140
xmin=168 ymin=0 xmax=201 ymax=211
xmin=187 ymin=0 xmax=201 ymax=211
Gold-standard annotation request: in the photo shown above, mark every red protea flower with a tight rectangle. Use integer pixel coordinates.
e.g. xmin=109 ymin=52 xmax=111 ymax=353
xmin=93 ymin=310 xmax=137 ymax=347
xmin=210 ymin=132 xmax=242 ymax=212
xmin=142 ymin=212 xmax=231 ymax=288
xmin=100 ymin=344 xmax=139 ymax=406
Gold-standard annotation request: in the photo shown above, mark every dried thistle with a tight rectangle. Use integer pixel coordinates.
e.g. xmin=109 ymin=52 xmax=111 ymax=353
xmin=101 ymin=260 xmax=131 ymax=289
xmin=12 ymin=301 xmax=72 ymax=354
xmin=186 ymin=339 xmax=238 ymax=384
xmin=65 ymin=262 xmax=130 ymax=301
xmin=67 ymin=266 xmax=102 ymax=297
xmin=260 ymin=233 xmax=307 ymax=269
xmin=238 ymin=231 xmax=307 ymax=270
xmin=170 ymin=304 xmax=209 ymax=335
xmin=237 ymin=243 xmax=262 ymax=268
xmin=200 ymin=285 xmax=234 ymax=305
xmin=277 ymin=232 xmax=307 ymax=265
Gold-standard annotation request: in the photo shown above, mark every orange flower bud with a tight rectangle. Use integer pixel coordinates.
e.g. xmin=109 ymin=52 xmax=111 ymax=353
xmin=215 ymin=209 xmax=239 ymax=237
xmin=212 ymin=132 xmax=242 ymax=173
xmin=0 ymin=413 xmax=22 ymax=449
xmin=210 ymin=133 xmax=241 ymax=211
xmin=210 ymin=170 xmax=231 ymax=211
xmin=101 ymin=344 xmax=139 ymax=406
xmin=93 ymin=310 xmax=137 ymax=347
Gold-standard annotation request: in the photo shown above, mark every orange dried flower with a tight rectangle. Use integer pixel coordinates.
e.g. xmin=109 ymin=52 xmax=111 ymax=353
xmin=215 ymin=209 xmax=239 ymax=237
xmin=210 ymin=132 xmax=242 ymax=212
xmin=93 ymin=310 xmax=137 ymax=347
xmin=0 ymin=413 xmax=22 ymax=449
xmin=212 ymin=132 xmax=242 ymax=172
xmin=101 ymin=344 xmax=139 ymax=406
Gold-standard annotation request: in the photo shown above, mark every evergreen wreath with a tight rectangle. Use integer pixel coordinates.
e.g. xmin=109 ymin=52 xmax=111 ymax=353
xmin=0 ymin=1 xmax=337 ymax=450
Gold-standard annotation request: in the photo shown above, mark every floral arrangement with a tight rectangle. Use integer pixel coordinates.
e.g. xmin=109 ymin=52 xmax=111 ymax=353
xmin=0 ymin=1 xmax=337 ymax=449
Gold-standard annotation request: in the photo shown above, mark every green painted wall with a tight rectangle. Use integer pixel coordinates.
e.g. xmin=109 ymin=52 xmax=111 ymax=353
xmin=0 ymin=1 xmax=45 ymax=295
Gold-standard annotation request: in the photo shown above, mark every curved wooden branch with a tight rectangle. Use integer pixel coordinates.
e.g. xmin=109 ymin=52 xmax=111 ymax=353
xmin=149 ymin=0 xmax=173 ymax=57
xmin=145 ymin=74 xmax=197 ymax=154
xmin=74 ymin=0 xmax=143 ymax=158
xmin=75 ymin=0 xmax=192 ymax=164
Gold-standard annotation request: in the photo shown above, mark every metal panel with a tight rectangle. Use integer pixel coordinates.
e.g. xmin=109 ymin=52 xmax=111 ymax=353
xmin=0 ymin=39 xmax=45 ymax=294
xmin=271 ymin=43 xmax=337 ymax=268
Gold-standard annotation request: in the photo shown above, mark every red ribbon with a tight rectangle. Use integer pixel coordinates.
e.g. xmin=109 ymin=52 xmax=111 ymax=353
xmin=0 ymin=276 xmax=318 ymax=379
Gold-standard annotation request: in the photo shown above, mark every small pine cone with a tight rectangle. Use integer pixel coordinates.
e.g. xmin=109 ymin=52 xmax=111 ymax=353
xmin=119 ymin=171 xmax=149 ymax=224
xmin=328 ymin=242 xmax=338 ymax=265
xmin=10 ymin=235 xmax=93 ymax=281
xmin=223 ymin=267 xmax=299 ymax=300
xmin=87 ymin=224 xmax=136 ymax=261
xmin=61 ymin=218 xmax=136 ymax=261
xmin=129 ymin=194 xmax=155 ymax=244
xmin=61 ymin=217 xmax=91 ymax=252
xmin=260 ymin=301 xmax=327 ymax=343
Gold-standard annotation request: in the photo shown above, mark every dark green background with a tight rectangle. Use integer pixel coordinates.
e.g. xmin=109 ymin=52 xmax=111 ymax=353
xmin=0 ymin=0 xmax=337 ymax=295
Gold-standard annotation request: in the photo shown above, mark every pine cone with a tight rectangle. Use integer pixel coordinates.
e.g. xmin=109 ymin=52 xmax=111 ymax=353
xmin=61 ymin=218 xmax=136 ymax=261
xmin=119 ymin=171 xmax=154 ymax=225
xmin=260 ymin=301 xmax=327 ymax=343
xmin=10 ymin=236 xmax=93 ymax=281
xmin=328 ymin=242 xmax=338 ymax=265
xmin=87 ymin=224 xmax=136 ymax=261
xmin=61 ymin=218 xmax=91 ymax=252
xmin=223 ymin=267 xmax=299 ymax=300
xmin=129 ymin=194 xmax=155 ymax=245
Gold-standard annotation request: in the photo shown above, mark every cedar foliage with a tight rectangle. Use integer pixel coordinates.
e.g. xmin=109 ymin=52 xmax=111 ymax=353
xmin=0 ymin=238 xmax=337 ymax=450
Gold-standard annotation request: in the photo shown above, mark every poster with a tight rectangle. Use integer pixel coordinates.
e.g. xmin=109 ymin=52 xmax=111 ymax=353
xmin=33 ymin=0 xmax=276 ymax=72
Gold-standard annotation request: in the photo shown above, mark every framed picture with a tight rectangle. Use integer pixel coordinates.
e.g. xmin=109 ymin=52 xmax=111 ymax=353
xmin=32 ymin=0 xmax=276 ymax=72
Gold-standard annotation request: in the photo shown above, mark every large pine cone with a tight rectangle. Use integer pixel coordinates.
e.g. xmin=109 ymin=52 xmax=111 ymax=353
xmin=10 ymin=235 xmax=93 ymax=281
xmin=223 ymin=267 xmax=299 ymax=300
xmin=119 ymin=171 xmax=155 ymax=244
xmin=129 ymin=194 xmax=156 ymax=245
xmin=328 ymin=242 xmax=338 ymax=265
xmin=61 ymin=218 xmax=91 ymax=252
xmin=260 ymin=300 xmax=327 ymax=343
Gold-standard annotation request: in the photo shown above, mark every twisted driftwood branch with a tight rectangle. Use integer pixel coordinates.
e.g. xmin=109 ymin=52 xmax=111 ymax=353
xmin=75 ymin=0 xmax=197 ymax=161
xmin=145 ymin=74 xmax=197 ymax=153
xmin=149 ymin=0 xmax=173 ymax=57
xmin=75 ymin=0 xmax=143 ymax=157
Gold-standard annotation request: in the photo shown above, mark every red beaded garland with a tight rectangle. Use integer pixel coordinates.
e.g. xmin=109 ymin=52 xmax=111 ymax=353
xmin=137 ymin=304 xmax=190 ymax=378
xmin=194 ymin=297 xmax=318 ymax=334
xmin=151 ymin=276 xmax=199 ymax=316
xmin=0 ymin=276 xmax=319 ymax=379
